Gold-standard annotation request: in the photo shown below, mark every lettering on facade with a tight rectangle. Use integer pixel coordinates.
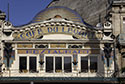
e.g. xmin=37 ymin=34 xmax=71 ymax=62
xmin=18 ymin=49 xmax=100 ymax=54
xmin=13 ymin=26 xmax=102 ymax=40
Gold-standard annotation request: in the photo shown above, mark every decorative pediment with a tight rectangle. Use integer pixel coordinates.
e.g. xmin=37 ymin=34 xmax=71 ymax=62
xmin=12 ymin=20 xmax=103 ymax=40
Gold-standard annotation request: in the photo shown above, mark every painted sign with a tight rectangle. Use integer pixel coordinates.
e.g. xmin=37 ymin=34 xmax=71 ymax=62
xmin=18 ymin=49 xmax=100 ymax=54
xmin=13 ymin=26 xmax=102 ymax=40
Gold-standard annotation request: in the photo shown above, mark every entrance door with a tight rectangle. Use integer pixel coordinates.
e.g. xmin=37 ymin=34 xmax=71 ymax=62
xmin=29 ymin=57 xmax=37 ymax=72
xmin=19 ymin=57 xmax=27 ymax=72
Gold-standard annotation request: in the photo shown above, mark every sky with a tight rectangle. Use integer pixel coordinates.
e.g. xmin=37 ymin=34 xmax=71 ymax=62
xmin=0 ymin=0 xmax=52 ymax=26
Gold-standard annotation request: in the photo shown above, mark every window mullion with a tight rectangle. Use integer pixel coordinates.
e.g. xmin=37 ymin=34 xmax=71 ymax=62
xmin=88 ymin=56 xmax=90 ymax=73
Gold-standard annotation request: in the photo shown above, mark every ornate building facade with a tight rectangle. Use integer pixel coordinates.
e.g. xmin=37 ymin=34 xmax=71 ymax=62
xmin=0 ymin=0 xmax=124 ymax=83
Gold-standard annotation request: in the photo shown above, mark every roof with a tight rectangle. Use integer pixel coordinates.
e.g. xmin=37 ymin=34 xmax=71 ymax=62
xmin=31 ymin=6 xmax=84 ymax=24
xmin=15 ymin=6 xmax=95 ymax=29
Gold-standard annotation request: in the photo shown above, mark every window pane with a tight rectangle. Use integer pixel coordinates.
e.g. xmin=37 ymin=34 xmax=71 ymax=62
xmin=64 ymin=57 xmax=72 ymax=72
xmin=90 ymin=56 xmax=97 ymax=73
xmin=81 ymin=57 xmax=88 ymax=72
xmin=19 ymin=57 xmax=27 ymax=72
xmin=46 ymin=57 xmax=53 ymax=73
xmin=55 ymin=57 xmax=62 ymax=72
xmin=29 ymin=57 xmax=37 ymax=73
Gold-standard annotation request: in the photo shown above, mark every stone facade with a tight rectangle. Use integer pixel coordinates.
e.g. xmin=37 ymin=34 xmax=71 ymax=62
xmin=111 ymin=1 xmax=125 ymax=73
xmin=0 ymin=0 xmax=125 ymax=83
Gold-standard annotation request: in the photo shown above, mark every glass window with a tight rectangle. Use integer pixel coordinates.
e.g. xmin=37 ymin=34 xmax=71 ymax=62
xmin=64 ymin=57 xmax=72 ymax=72
xmin=46 ymin=57 xmax=53 ymax=73
xmin=29 ymin=57 xmax=37 ymax=73
xmin=90 ymin=56 xmax=97 ymax=73
xmin=19 ymin=57 xmax=27 ymax=72
xmin=46 ymin=56 xmax=72 ymax=73
xmin=81 ymin=57 xmax=88 ymax=72
xmin=55 ymin=57 xmax=62 ymax=72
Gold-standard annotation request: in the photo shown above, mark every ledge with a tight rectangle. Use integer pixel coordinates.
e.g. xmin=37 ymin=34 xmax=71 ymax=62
xmin=0 ymin=77 xmax=123 ymax=83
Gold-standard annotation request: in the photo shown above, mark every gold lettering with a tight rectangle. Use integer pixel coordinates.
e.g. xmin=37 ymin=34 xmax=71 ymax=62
xmin=18 ymin=49 xmax=100 ymax=54
xmin=13 ymin=25 xmax=102 ymax=40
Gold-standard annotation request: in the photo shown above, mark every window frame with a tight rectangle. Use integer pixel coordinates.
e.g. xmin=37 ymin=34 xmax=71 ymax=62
xmin=45 ymin=54 xmax=72 ymax=73
xmin=79 ymin=55 xmax=98 ymax=73
xmin=18 ymin=54 xmax=38 ymax=73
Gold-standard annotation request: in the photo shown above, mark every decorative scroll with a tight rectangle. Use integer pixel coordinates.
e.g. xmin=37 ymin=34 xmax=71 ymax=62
xmin=18 ymin=49 xmax=100 ymax=54
xmin=68 ymin=44 xmax=82 ymax=48
xmin=13 ymin=26 xmax=102 ymax=40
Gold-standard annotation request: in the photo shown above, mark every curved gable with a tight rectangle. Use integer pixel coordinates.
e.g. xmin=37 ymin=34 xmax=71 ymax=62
xmin=12 ymin=20 xmax=102 ymax=40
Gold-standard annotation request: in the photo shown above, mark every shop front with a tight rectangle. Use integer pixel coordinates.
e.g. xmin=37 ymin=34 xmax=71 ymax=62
xmin=1 ymin=6 xmax=114 ymax=78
